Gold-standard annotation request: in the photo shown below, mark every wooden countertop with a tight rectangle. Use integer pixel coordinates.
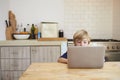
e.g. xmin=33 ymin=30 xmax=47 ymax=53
xmin=0 ymin=38 xmax=67 ymax=46
xmin=19 ymin=62 xmax=120 ymax=80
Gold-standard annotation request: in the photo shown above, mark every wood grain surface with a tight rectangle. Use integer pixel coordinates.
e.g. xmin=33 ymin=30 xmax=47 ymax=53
xmin=19 ymin=62 xmax=120 ymax=80
xmin=38 ymin=38 xmax=67 ymax=41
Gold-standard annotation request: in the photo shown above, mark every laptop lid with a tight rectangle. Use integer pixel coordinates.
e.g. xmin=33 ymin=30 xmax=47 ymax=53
xmin=68 ymin=46 xmax=105 ymax=69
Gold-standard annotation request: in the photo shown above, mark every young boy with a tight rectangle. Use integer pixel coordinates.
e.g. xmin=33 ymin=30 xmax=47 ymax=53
xmin=57 ymin=29 xmax=91 ymax=64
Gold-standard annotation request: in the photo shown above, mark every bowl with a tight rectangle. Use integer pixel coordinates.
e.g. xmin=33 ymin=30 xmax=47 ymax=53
xmin=13 ymin=33 xmax=30 ymax=40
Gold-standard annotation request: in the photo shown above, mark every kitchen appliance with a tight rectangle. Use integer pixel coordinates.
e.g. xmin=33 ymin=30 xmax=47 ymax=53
xmin=68 ymin=39 xmax=120 ymax=61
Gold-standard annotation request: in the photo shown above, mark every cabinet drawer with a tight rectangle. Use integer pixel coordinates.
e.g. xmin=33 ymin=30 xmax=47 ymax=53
xmin=1 ymin=47 xmax=30 ymax=58
xmin=1 ymin=59 xmax=30 ymax=70
xmin=1 ymin=70 xmax=23 ymax=80
xmin=0 ymin=71 xmax=1 ymax=80
xmin=31 ymin=46 xmax=61 ymax=62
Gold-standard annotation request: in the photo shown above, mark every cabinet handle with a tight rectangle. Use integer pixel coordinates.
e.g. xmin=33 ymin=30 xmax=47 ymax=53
xmin=14 ymin=64 xmax=18 ymax=67
xmin=12 ymin=52 xmax=18 ymax=54
xmin=12 ymin=63 xmax=18 ymax=67
xmin=32 ymin=49 xmax=36 ymax=52
xmin=31 ymin=49 xmax=37 ymax=54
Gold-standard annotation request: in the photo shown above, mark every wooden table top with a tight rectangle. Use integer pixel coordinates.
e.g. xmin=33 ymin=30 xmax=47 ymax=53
xmin=19 ymin=62 xmax=120 ymax=80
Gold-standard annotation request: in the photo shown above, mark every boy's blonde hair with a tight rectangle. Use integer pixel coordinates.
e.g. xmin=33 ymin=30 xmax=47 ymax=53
xmin=73 ymin=29 xmax=91 ymax=44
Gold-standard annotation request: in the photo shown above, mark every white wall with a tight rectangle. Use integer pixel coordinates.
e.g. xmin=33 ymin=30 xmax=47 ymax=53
xmin=113 ymin=0 xmax=120 ymax=40
xmin=0 ymin=0 xmax=120 ymax=40
xmin=64 ymin=0 xmax=113 ymax=39
xmin=0 ymin=0 xmax=9 ymax=40
xmin=9 ymin=0 xmax=64 ymax=29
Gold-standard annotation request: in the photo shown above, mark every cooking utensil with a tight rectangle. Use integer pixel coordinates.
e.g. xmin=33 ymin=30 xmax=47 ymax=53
xmin=5 ymin=20 xmax=9 ymax=27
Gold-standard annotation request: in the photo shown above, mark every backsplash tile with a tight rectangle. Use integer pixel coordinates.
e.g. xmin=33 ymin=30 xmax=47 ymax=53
xmin=113 ymin=0 xmax=120 ymax=40
xmin=64 ymin=0 xmax=114 ymax=39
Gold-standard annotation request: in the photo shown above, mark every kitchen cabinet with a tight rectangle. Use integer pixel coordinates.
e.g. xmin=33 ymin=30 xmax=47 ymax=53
xmin=0 ymin=40 xmax=67 ymax=80
xmin=0 ymin=47 xmax=1 ymax=80
xmin=0 ymin=47 xmax=30 ymax=80
xmin=0 ymin=46 xmax=61 ymax=80
xmin=31 ymin=46 xmax=61 ymax=63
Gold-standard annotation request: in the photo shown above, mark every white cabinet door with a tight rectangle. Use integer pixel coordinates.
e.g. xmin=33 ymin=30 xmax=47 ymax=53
xmin=31 ymin=46 xmax=61 ymax=62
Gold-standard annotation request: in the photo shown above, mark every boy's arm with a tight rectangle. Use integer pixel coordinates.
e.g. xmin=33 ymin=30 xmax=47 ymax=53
xmin=57 ymin=57 xmax=68 ymax=64
xmin=57 ymin=52 xmax=68 ymax=64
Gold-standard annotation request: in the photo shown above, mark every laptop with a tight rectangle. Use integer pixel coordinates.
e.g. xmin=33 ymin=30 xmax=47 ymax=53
xmin=67 ymin=46 xmax=105 ymax=69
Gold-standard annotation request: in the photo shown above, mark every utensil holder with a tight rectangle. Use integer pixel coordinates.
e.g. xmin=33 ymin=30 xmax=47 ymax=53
xmin=6 ymin=27 xmax=13 ymax=40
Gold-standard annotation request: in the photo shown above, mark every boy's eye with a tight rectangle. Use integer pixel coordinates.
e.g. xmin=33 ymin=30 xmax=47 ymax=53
xmin=84 ymin=41 xmax=87 ymax=43
xmin=84 ymin=41 xmax=86 ymax=43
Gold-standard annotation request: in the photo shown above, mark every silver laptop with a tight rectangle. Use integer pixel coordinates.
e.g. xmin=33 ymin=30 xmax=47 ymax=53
xmin=68 ymin=46 xmax=105 ymax=69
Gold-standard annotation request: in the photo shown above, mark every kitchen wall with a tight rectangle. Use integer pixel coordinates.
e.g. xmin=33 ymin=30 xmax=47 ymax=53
xmin=64 ymin=0 xmax=120 ymax=40
xmin=64 ymin=0 xmax=120 ymax=39
xmin=0 ymin=0 xmax=120 ymax=40
xmin=9 ymin=0 xmax=64 ymax=29
xmin=64 ymin=0 xmax=113 ymax=39
xmin=0 ymin=0 xmax=9 ymax=40
xmin=113 ymin=0 xmax=120 ymax=40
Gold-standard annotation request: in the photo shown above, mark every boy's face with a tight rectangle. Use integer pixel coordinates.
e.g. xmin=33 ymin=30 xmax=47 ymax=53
xmin=74 ymin=39 xmax=89 ymax=46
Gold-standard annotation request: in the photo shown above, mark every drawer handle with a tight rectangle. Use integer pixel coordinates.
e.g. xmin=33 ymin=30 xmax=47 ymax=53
xmin=12 ymin=52 xmax=18 ymax=54
xmin=12 ymin=64 xmax=18 ymax=67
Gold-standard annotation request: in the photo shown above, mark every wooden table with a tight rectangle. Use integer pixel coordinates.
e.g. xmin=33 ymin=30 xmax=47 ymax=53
xmin=19 ymin=62 xmax=120 ymax=80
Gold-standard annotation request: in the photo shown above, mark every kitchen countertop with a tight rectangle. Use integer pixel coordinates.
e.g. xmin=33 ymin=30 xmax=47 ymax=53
xmin=0 ymin=38 xmax=67 ymax=46
xmin=19 ymin=62 xmax=120 ymax=80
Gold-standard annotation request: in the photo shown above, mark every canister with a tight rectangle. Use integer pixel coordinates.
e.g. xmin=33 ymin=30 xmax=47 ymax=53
xmin=59 ymin=29 xmax=64 ymax=37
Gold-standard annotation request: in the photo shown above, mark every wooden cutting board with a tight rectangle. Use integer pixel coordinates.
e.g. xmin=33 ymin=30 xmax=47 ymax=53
xmin=38 ymin=38 xmax=67 ymax=41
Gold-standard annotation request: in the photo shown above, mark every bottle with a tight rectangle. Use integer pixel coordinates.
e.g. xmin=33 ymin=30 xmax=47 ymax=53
xmin=38 ymin=32 xmax=41 ymax=39
xmin=20 ymin=23 xmax=23 ymax=32
xmin=26 ymin=24 xmax=30 ymax=33
xmin=24 ymin=28 xmax=26 ymax=32
xmin=34 ymin=24 xmax=38 ymax=35
xmin=34 ymin=24 xmax=38 ymax=39
xmin=59 ymin=29 xmax=64 ymax=37
xmin=16 ymin=24 xmax=20 ymax=33
xmin=31 ymin=24 xmax=35 ymax=39
xmin=38 ymin=25 xmax=41 ymax=39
